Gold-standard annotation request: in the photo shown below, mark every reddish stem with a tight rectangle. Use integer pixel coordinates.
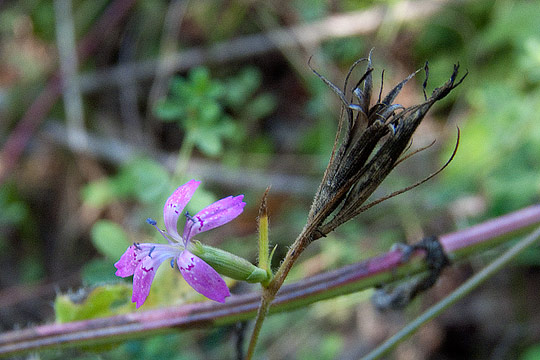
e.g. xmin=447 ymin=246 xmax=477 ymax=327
xmin=0 ymin=204 xmax=539 ymax=357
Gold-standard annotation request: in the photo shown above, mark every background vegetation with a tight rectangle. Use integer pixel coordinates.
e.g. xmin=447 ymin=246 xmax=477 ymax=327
xmin=1 ymin=0 xmax=539 ymax=358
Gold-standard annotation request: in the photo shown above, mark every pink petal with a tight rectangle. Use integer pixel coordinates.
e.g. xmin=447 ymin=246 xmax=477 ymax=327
xmin=114 ymin=245 xmax=140 ymax=277
xmin=131 ymin=255 xmax=167 ymax=308
xmin=178 ymin=250 xmax=231 ymax=303
xmin=183 ymin=195 xmax=245 ymax=242
xmin=164 ymin=180 xmax=200 ymax=241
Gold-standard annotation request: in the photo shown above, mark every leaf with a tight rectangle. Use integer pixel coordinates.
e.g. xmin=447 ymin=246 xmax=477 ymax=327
xmin=521 ymin=343 xmax=540 ymax=360
xmin=242 ymin=93 xmax=276 ymax=120
xmin=170 ymin=76 xmax=187 ymax=98
xmin=0 ymin=184 xmax=28 ymax=227
xmin=198 ymin=101 xmax=222 ymax=124
xmin=122 ymin=158 xmax=170 ymax=204
xmin=190 ymin=67 xmax=211 ymax=93
xmin=91 ymin=220 xmax=130 ymax=261
xmin=193 ymin=129 xmax=223 ymax=157
xmin=82 ymin=258 xmax=123 ymax=286
xmin=54 ymin=283 xmax=133 ymax=323
xmin=218 ymin=118 xmax=241 ymax=140
xmin=154 ymin=99 xmax=185 ymax=121
xmin=184 ymin=186 xmax=217 ymax=215
xmin=81 ymin=178 xmax=116 ymax=208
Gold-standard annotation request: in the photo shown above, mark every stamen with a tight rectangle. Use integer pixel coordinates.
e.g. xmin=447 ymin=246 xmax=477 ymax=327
xmin=170 ymin=258 xmax=175 ymax=269
xmin=147 ymin=218 xmax=176 ymax=244
xmin=184 ymin=211 xmax=195 ymax=222
xmin=133 ymin=242 xmax=142 ymax=250
xmin=148 ymin=246 xmax=156 ymax=258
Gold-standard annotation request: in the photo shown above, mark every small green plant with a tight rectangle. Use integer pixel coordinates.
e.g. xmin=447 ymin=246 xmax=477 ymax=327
xmin=154 ymin=66 xmax=276 ymax=158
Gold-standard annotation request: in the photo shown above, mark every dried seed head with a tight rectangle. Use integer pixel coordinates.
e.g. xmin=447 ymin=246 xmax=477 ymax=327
xmin=307 ymin=54 xmax=466 ymax=239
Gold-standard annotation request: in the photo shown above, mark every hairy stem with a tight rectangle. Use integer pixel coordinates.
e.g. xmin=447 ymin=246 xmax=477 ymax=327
xmin=1 ymin=204 xmax=539 ymax=358
xmin=245 ymin=230 xmax=307 ymax=358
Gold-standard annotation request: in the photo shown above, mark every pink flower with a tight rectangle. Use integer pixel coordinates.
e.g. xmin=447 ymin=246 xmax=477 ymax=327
xmin=115 ymin=179 xmax=245 ymax=308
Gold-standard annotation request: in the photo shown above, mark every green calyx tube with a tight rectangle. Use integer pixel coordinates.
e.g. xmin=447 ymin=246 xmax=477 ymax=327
xmin=188 ymin=241 xmax=270 ymax=284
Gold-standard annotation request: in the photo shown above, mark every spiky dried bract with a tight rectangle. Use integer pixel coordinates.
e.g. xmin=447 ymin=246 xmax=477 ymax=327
xmin=308 ymin=55 xmax=466 ymax=240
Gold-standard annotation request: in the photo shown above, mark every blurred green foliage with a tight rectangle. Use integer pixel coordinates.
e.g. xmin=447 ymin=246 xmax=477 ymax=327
xmin=415 ymin=0 xmax=540 ymax=217
xmin=521 ymin=343 xmax=540 ymax=360
xmin=55 ymin=284 xmax=133 ymax=323
xmin=90 ymin=220 xmax=131 ymax=261
xmin=0 ymin=182 xmax=42 ymax=284
xmin=82 ymin=158 xmax=170 ymax=209
xmin=0 ymin=183 xmax=28 ymax=233
xmin=154 ymin=66 xmax=276 ymax=157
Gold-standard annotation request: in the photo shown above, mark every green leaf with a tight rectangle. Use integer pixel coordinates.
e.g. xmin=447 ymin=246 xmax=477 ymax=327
xmin=91 ymin=220 xmax=130 ymax=260
xmin=154 ymin=99 xmax=185 ymax=121
xmin=199 ymin=101 xmax=222 ymax=124
xmin=0 ymin=184 xmax=28 ymax=227
xmin=193 ymin=129 xmax=223 ymax=157
xmin=81 ymin=178 xmax=116 ymax=208
xmin=521 ymin=343 xmax=540 ymax=360
xmin=242 ymin=93 xmax=276 ymax=120
xmin=184 ymin=186 xmax=217 ymax=215
xmin=54 ymin=283 xmax=133 ymax=323
xmin=224 ymin=67 xmax=262 ymax=108
xmin=121 ymin=158 xmax=170 ymax=204
xmin=82 ymin=258 xmax=123 ymax=286
xmin=479 ymin=2 xmax=540 ymax=52
xmin=170 ymin=76 xmax=187 ymax=98
xmin=190 ymin=67 xmax=211 ymax=93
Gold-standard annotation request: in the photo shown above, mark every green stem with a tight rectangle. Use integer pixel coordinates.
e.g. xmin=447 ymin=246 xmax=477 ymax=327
xmin=174 ymin=131 xmax=195 ymax=179
xmin=245 ymin=224 xmax=315 ymax=359
xmin=361 ymin=224 xmax=540 ymax=360
xmin=245 ymin=293 xmax=274 ymax=360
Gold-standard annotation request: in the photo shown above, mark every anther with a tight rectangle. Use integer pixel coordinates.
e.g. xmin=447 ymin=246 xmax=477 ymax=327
xmin=184 ymin=211 xmax=195 ymax=222
xmin=133 ymin=242 xmax=142 ymax=250
xmin=146 ymin=218 xmax=157 ymax=226
xmin=148 ymin=246 xmax=156 ymax=258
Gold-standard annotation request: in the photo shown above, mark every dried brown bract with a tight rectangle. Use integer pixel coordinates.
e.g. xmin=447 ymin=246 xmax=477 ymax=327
xmin=307 ymin=51 xmax=466 ymax=240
